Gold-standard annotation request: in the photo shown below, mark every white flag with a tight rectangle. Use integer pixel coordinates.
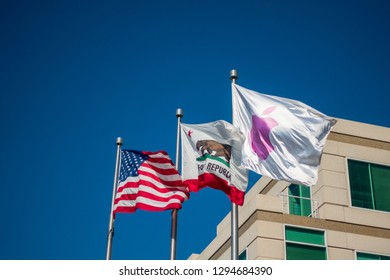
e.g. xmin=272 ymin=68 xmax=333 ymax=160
xmin=232 ymin=84 xmax=336 ymax=186
xmin=181 ymin=120 xmax=248 ymax=205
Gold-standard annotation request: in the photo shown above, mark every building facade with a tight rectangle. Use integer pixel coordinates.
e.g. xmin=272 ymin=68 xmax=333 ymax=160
xmin=189 ymin=119 xmax=390 ymax=260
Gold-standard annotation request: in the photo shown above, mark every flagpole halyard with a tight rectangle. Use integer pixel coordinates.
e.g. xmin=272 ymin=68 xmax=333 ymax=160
xmin=106 ymin=137 xmax=123 ymax=260
xmin=230 ymin=69 xmax=239 ymax=260
xmin=170 ymin=108 xmax=183 ymax=260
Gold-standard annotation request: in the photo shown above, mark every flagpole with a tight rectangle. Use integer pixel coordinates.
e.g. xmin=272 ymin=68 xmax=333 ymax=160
xmin=170 ymin=108 xmax=183 ymax=260
xmin=105 ymin=137 xmax=123 ymax=260
xmin=230 ymin=69 xmax=239 ymax=260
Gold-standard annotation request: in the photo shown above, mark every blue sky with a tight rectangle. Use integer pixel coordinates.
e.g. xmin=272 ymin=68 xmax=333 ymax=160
xmin=0 ymin=0 xmax=389 ymax=260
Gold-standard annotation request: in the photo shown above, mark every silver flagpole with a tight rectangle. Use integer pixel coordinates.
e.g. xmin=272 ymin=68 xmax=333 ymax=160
xmin=106 ymin=137 xmax=123 ymax=260
xmin=170 ymin=108 xmax=183 ymax=260
xmin=230 ymin=70 xmax=239 ymax=260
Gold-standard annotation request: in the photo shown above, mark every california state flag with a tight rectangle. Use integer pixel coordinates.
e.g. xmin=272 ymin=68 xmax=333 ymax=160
xmin=181 ymin=120 xmax=248 ymax=205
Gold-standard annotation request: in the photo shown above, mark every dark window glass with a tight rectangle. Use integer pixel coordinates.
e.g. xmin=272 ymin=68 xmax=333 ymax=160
xmin=348 ymin=160 xmax=390 ymax=212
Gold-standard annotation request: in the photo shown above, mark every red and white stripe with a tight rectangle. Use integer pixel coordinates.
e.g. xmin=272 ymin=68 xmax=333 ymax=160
xmin=113 ymin=151 xmax=189 ymax=214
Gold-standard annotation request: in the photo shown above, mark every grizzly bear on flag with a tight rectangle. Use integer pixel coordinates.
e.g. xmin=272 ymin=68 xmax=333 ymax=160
xmin=196 ymin=139 xmax=232 ymax=163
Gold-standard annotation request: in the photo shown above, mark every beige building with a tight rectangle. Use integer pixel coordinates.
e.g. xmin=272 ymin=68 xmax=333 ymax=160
xmin=189 ymin=119 xmax=390 ymax=260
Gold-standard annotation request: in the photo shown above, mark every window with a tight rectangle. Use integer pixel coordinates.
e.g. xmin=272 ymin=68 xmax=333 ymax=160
xmin=348 ymin=160 xmax=390 ymax=212
xmin=285 ymin=226 xmax=327 ymax=260
xmin=357 ymin=252 xmax=390 ymax=260
xmin=288 ymin=184 xmax=311 ymax=216
xmin=239 ymin=249 xmax=247 ymax=260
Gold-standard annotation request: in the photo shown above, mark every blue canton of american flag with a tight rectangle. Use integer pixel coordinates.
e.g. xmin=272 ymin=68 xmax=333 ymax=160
xmin=119 ymin=150 xmax=149 ymax=180
xmin=113 ymin=150 xmax=189 ymax=215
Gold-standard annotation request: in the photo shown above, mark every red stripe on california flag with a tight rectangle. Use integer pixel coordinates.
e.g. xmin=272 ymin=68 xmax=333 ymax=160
xmin=184 ymin=173 xmax=244 ymax=206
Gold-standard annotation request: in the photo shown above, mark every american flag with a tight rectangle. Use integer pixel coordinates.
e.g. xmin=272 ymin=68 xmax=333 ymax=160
xmin=113 ymin=150 xmax=189 ymax=215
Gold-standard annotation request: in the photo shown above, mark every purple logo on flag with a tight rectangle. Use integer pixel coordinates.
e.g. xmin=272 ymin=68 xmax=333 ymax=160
xmin=250 ymin=106 xmax=278 ymax=160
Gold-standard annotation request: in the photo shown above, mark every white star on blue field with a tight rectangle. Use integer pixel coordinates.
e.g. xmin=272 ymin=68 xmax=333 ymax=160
xmin=0 ymin=0 xmax=389 ymax=260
